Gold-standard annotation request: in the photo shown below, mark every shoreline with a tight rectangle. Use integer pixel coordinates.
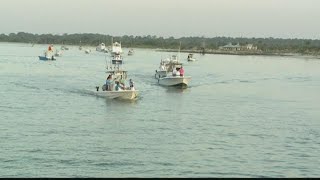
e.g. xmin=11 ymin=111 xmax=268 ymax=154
xmin=1 ymin=42 xmax=320 ymax=59
xmin=155 ymin=49 xmax=320 ymax=59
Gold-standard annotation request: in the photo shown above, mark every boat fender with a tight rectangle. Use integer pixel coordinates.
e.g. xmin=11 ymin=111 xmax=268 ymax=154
xmin=95 ymin=86 xmax=99 ymax=91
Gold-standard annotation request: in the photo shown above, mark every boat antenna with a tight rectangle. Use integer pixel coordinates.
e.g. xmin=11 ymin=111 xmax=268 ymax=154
xmin=178 ymin=41 xmax=181 ymax=62
xmin=105 ymin=53 xmax=108 ymax=69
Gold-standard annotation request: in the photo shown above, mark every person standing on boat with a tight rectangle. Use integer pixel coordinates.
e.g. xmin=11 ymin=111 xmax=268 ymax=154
xmin=119 ymin=75 xmax=126 ymax=89
xmin=179 ymin=66 xmax=184 ymax=77
xmin=175 ymin=67 xmax=180 ymax=76
xmin=160 ymin=63 xmax=166 ymax=71
xmin=105 ymin=74 xmax=112 ymax=91
xmin=172 ymin=68 xmax=177 ymax=76
xmin=115 ymin=81 xmax=123 ymax=91
xmin=129 ymin=79 xmax=135 ymax=90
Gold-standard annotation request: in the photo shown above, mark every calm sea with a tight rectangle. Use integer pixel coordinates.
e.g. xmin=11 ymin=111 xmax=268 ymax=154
xmin=0 ymin=42 xmax=319 ymax=177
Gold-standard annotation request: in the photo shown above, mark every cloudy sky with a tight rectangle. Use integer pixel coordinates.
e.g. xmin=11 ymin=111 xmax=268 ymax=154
xmin=0 ymin=0 xmax=319 ymax=39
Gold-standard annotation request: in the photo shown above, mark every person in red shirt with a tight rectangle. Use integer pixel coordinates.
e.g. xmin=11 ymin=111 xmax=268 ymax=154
xmin=179 ymin=66 xmax=184 ymax=76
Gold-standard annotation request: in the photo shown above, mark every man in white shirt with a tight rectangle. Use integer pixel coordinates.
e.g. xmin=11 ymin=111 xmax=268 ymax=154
xmin=172 ymin=69 xmax=177 ymax=76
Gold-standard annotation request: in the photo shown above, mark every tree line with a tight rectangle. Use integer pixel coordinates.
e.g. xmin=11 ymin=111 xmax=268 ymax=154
xmin=1 ymin=32 xmax=320 ymax=54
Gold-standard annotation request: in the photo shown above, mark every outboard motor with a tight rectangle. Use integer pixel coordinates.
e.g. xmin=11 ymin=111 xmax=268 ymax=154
xmin=96 ymin=86 xmax=99 ymax=91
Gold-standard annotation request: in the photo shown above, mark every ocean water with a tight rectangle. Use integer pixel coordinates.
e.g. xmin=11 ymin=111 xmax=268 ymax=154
xmin=0 ymin=42 xmax=320 ymax=177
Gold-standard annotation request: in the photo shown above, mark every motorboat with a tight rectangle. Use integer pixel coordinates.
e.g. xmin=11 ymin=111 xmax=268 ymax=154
xmin=39 ymin=45 xmax=56 ymax=60
xmin=187 ymin=53 xmax=196 ymax=61
xmin=155 ymin=42 xmax=191 ymax=88
xmin=96 ymin=43 xmax=106 ymax=52
xmin=61 ymin=45 xmax=69 ymax=50
xmin=93 ymin=61 xmax=138 ymax=100
xmin=55 ymin=49 xmax=62 ymax=57
xmin=157 ymin=62 xmax=191 ymax=88
xmin=111 ymin=41 xmax=123 ymax=55
xmin=85 ymin=49 xmax=91 ymax=54
xmin=39 ymin=55 xmax=56 ymax=61
xmin=128 ymin=49 xmax=134 ymax=56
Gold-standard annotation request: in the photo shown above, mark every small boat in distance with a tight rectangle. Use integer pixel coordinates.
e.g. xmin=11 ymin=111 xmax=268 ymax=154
xmin=39 ymin=45 xmax=56 ymax=60
xmin=55 ymin=49 xmax=62 ymax=57
xmin=128 ymin=49 xmax=134 ymax=56
xmin=61 ymin=45 xmax=69 ymax=50
xmin=39 ymin=55 xmax=56 ymax=60
xmin=85 ymin=49 xmax=91 ymax=54
xmin=96 ymin=43 xmax=107 ymax=52
xmin=110 ymin=41 xmax=123 ymax=56
xmin=187 ymin=53 xmax=196 ymax=61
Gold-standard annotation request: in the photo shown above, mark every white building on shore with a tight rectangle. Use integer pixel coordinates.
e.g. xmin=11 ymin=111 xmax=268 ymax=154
xmin=219 ymin=43 xmax=258 ymax=51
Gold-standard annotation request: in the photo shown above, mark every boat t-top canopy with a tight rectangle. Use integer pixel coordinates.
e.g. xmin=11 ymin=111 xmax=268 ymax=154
xmin=105 ymin=69 xmax=128 ymax=80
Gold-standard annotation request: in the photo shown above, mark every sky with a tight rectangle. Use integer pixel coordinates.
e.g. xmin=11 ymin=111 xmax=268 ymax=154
xmin=0 ymin=0 xmax=319 ymax=39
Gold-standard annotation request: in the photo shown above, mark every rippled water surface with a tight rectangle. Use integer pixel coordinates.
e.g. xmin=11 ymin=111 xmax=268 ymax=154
xmin=1 ymin=42 xmax=320 ymax=177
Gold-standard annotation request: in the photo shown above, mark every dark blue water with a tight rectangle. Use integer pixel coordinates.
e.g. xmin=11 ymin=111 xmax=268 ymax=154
xmin=1 ymin=42 xmax=320 ymax=177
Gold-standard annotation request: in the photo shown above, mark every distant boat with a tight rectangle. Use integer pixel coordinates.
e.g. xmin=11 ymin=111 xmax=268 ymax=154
xmin=128 ymin=49 xmax=134 ymax=56
xmin=85 ymin=49 xmax=91 ymax=54
xmin=187 ymin=53 xmax=196 ymax=61
xmin=55 ymin=49 xmax=63 ymax=57
xmin=109 ymin=39 xmax=124 ymax=64
xmin=96 ymin=43 xmax=106 ymax=52
xmin=61 ymin=45 xmax=69 ymax=50
xmin=79 ymin=40 xmax=82 ymax=50
xmin=39 ymin=55 xmax=56 ymax=61
xmin=39 ymin=45 xmax=56 ymax=60
xmin=110 ymin=41 xmax=123 ymax=56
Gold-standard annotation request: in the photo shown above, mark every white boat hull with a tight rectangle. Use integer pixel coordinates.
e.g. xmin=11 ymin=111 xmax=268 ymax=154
xmin=158 ymin=76 xmax=191 ymax=88
xmin=187 ymin=58 xmax=196 ymax=61
xmin=94 ymin=90 xmax=138 ymax=100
